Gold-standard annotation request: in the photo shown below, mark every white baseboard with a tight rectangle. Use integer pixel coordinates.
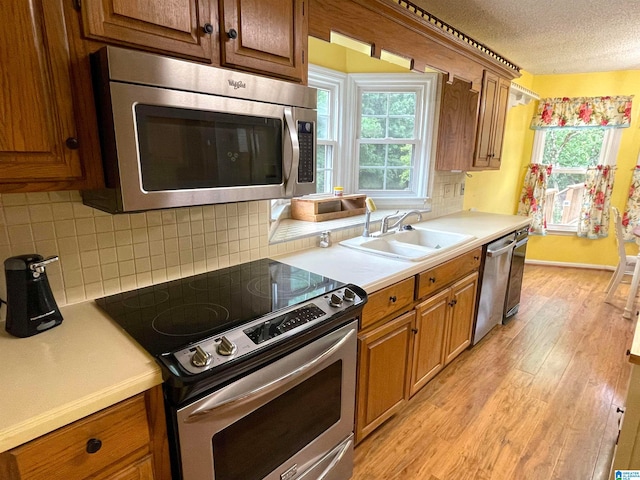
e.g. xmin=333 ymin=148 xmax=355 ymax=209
xmin=525 ymin=259 xmax=615 ymax=271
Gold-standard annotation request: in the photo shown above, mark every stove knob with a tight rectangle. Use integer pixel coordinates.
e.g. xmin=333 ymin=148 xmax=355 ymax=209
xmin=217 ymin=336 xmax=237 ymax=356
xmin=343 ymin=288 xmax=356 ymax=302
xmin=329 ymin=293 xmax=343 ymax=308
xmin=191 ymin=346 xmax=212 ymax=368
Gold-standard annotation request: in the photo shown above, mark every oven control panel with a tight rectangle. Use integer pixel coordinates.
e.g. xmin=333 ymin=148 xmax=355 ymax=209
xmin=173 ymin=286 xmax=364 ymax=375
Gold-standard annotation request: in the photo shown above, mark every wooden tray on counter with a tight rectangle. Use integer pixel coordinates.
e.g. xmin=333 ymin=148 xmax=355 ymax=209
xmin=291 ymin=194 xmax=366 ymax=222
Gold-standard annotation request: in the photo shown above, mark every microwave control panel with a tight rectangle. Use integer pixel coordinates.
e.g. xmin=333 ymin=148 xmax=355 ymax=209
xmin=298 ymin=121 xmax=315 ymax=183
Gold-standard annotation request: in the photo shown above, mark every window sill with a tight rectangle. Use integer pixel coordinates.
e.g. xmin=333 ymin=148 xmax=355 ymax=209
xmin=268 ymin=208 xmax=428 ymax=245
xmin=544 ymin=226 xmax=577 ymax=236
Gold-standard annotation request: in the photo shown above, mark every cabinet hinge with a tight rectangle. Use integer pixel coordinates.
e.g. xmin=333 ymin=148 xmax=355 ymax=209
xmin=73 ymin=0 xmax=81 ymax=11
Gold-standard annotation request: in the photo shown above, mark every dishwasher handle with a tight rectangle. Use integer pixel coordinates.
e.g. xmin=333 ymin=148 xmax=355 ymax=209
xmin=487 ymin=239 xmax=517 ymax=257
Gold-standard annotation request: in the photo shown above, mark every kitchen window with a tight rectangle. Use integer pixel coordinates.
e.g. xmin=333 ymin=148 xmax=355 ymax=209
xmin=309 ymin=66 xmax=346 ymax=194
xmin=308 ymin=65 xmax=438 ymax=208
xmin=532 ymin=126 xmax=622 ymax=232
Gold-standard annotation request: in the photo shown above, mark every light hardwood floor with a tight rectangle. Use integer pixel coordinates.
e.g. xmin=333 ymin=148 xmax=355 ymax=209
xmin=353 ymin=265 xmax=636 ymax=480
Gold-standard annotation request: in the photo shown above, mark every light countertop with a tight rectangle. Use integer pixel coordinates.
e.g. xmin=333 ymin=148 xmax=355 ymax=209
xmin=0 ymin=210 xmax=528 ymax=453
xmin=274 ymin=210 xmax=530 ymax=292
xmin=0 ymin=302 xmax=162 ymax=452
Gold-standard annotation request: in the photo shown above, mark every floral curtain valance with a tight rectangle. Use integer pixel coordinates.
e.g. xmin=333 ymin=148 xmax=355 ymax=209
xmin=531 ymin=95 xmax=633 ymax=129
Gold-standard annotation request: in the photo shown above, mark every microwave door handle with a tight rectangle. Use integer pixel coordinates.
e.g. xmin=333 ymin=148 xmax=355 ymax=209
xmin=283 ymin=107 xmax=299 ymax=197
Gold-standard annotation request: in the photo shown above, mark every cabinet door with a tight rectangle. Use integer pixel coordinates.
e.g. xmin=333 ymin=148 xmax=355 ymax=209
xmin=434 ymin=76 xmax=479 ymax=171
xmin=356 ymin=310 xmax=415 ymax=443
xmin=473 ymin=71 xmax=510 ymax=170
xmin=410 ymin=289 xmax=449 ymax=397
xmin=81 ymin=0 xmax=216 ymax=62
xmin=220 ymin=0 xmax=307 ymax=82
xmin=488 ymin=77 xmax=511 ymax=167
xmin=444 ymin=272 xmax=478 ymax=365
xmin=0 ymin=1 xmax=85 ymax=187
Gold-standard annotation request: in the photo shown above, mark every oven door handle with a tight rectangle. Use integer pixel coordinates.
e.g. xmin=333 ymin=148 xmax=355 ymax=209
xmin=185 ymin=328 xmax=355 ymax=422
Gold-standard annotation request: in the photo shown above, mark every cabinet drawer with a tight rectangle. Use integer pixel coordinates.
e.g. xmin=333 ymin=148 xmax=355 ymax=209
xmin=4 ymin=394 xmax=150 ymax=480
xmin=416 ymin=247 xmax=482 ymax=299
xmin=361 ymin=277 xmax=415 ymax=331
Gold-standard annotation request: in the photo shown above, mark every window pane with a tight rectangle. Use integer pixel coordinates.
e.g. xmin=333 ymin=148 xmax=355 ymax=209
xmin=359 ymin=169 xmax=384 ymax=189
xmin=317 ymin=115 xmax=328 ymax=139
xmin=388 ymin=118 xmax=414 ymax=139
xmin=362 ymin=93 xmax=388 ymax=115
xmin=542 ymin=128 xmax=604 ymax=167
xmin=387 ymin=144 xmax=413 ymax=166
xmin=361 ymin=117 xmax=387 ymax=139
xmin=359 ymin=144 xmax=386 ymax=166
xmin=316 ymin=170 xmax=326 ymax=193
xmin=317 ymin=89 xmax=330 ymax=116
xmin=316 ymin=145 xmax=327 ymax=169
xmin=547 ymin=172 xmax=586 ymax=226
xmin=386 ymin=169 xmax=411 ymax=190
xmin=388 ymin=93 xmax=416 ymax=115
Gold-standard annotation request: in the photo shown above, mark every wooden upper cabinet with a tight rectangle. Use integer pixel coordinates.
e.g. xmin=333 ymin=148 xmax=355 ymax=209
xmin=473 ymin=71 xmax=511 ymax=169
xmin=220 ymin=0 xmax=307 ymax=82
xmin=80 ymin=0 xmax=217 ymax=62
xmin=0 ymin=1 xmax=88 ymax=189
xmin=435 ymin=76 xmax=479 ymax=171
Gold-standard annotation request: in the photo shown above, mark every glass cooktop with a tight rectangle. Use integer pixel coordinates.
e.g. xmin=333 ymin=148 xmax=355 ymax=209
xmin=95 ymin=258 xmax=344 ymax=356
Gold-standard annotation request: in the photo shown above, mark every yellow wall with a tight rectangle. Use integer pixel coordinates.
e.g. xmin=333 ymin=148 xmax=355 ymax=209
xmin=465 ymin=70 xmax=640 ymax=268
xmin=308 ymin=37 xmax=409 ymax=73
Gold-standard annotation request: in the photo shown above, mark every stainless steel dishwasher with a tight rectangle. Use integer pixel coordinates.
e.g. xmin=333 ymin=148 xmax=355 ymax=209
xmin=503 ymin=227 xmax=529 ymax=322
xmin=473 ymin=232 xmax=517 ymax=345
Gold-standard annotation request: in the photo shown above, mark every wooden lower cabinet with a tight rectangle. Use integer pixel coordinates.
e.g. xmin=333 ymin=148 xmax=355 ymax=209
xmin=410 ymin=272 xmax=478 ymax=396
xmin=0 ymin=386 xmax=170 ymax=480
xmin=444 ymin=272 xmax=478 ymax=364
xmin=356 ymin=310 xmax=415 ymax=444
xmin=410 ymin=288 xmax=449 ymax=396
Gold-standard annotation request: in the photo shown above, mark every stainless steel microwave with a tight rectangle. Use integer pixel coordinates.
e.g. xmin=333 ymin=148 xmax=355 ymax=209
xmin=82 ymin=46 xmax=317 ymax=214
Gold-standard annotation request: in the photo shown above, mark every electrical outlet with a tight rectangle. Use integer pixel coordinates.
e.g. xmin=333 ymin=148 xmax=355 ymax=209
xmin=443 ymin=184 xmax=453 ymax=198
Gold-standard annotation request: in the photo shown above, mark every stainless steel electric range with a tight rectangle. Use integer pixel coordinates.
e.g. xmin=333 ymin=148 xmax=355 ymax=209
xmin=95 ymin=258 xmax=367 ymax=480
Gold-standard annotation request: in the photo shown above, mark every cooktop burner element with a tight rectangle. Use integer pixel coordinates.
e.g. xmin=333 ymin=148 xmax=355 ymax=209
xmin=152 ymin=303 xmax=230 ymax=337
xmin=95 ymin=258 xmax=347 ymax=356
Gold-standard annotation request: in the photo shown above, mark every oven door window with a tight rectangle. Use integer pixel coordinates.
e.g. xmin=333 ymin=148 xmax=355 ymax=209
xmin=135 ymin=105 xmax=283 ymax=191
xmin=212 ymin=361 xmax=342 ymax=480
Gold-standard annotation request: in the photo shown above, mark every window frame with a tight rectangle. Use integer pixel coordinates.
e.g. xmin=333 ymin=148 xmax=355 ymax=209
xmin=308 ymin=66 xmax=347 ymax=194
xmin=345 ymin=72 xmax=438 ymax=208
xmin=308 ymin=66 xmax=438 ymax=209
xmin=531 ymin=127 xmax=623 ymax=233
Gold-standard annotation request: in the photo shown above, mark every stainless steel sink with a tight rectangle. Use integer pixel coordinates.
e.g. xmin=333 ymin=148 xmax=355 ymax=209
xmin=339 ymin=227 xmax=475 ymax=262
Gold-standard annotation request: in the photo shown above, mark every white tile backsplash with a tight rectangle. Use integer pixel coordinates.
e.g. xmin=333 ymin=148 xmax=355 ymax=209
xmin=0 ymin=170 xmax=464 ymax=317
xmin=0 ymin=193 xmax=275 ymax=316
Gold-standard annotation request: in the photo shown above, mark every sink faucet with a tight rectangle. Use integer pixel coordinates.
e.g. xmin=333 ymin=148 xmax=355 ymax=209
xmin=380 ymin=210 xmax=423 ymax=234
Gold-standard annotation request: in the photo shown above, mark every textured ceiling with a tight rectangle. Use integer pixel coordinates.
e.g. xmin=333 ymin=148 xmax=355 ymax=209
xmin=410 ymin=0 xmax=640 ymax=74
